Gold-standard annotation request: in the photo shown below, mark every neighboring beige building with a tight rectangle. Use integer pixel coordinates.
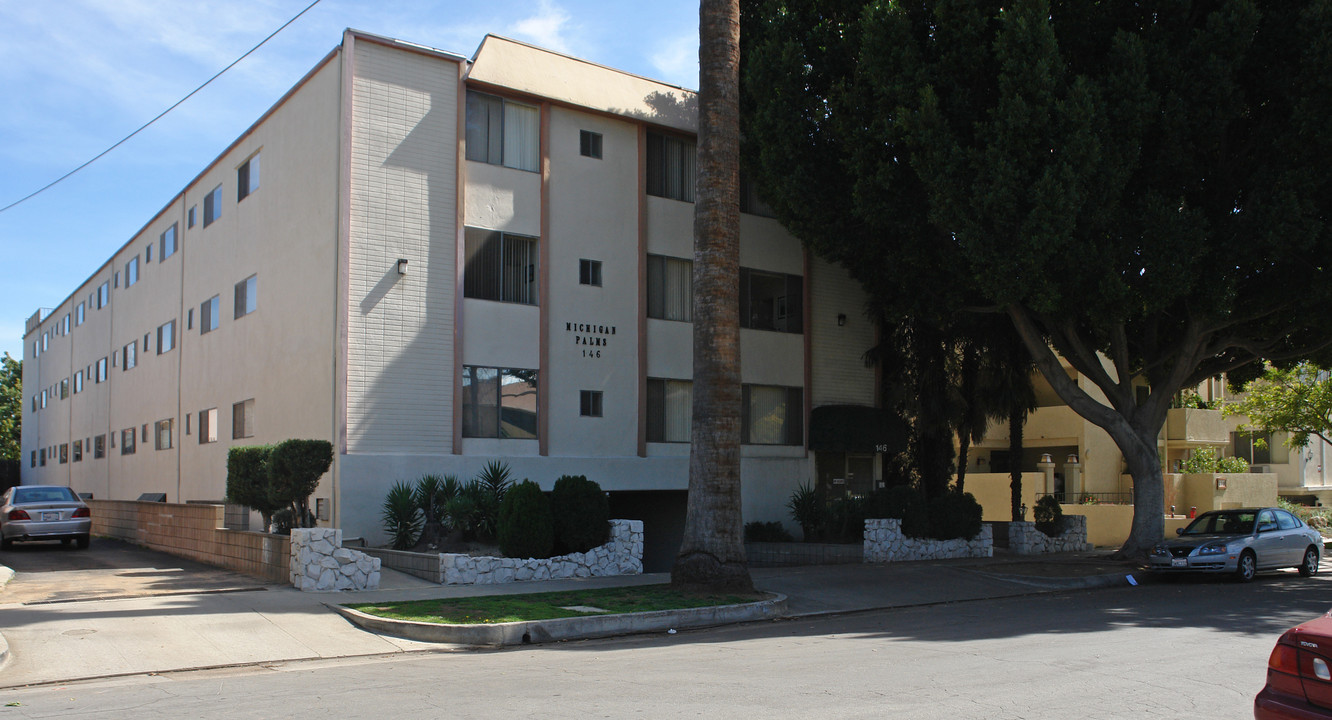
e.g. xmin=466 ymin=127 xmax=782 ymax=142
xmin=20 ymin=31 xmax=892 ymax=567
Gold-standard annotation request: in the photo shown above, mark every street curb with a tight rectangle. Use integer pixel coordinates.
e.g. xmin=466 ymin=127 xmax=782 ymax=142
xmin=965 ymin=570 xmax=1141 ymax=591
xmin=329 ymin=593 xmax=789 ymax=646
xmin=0 ymin=566 xmax=11 ymax=673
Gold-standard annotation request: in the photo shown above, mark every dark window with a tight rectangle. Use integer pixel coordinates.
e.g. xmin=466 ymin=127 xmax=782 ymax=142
xmin=461 ymin=366 xmax=538 ymax=439
xmin=161 ymin=223 xmax=178 ymax=260
xmin=579 ymin=130 xmax=603 ymax=159
xmin=1232 ymin=431 xmax=1272 ymax=465
xmin=234 ymin=276 xmax=257 ymax=319
xmin=742 ymin=385 xmax=804 ymax=445
xmin=238 ymin=154 xmax=260 ymax=201
xmin=740 ymin=267 xmax=803 ymax=333
xmin=646 ymin=378 xmax=692 ymax=443
xmin=203 ymin=185 xmax=222 ymax=226
xmin=232 ymin=399 xmax=254 ymax=439
xmin=580 ymin=390 xmax=603 ymax=417
xmin=646 ymin=131 xmax=696 ymax=202
xmin=465 ymin=91 xmax=539 ymax=171
xmin=646 ymin=254 xmax=692 ymax=322
xmin=579 ymin=259 xmax=602 ymax=287
xmin=740 ymin=173 xmax=776 ymax=217
xmin=121 ymin=429 xmax=136 ymax=455
xmin=202 ymin=295 xmax=220 ymax=332
xmin=464 ymin=229 xmax=538 ymax=304
xmin=94 ymin=435 xmax=106 ymax=459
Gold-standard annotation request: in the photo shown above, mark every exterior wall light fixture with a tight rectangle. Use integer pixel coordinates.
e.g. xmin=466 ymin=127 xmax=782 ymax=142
xmin=837 ymin=313 xmax=847 ymax=326
xmin=397 ymin=259 xmax=408 ymax=275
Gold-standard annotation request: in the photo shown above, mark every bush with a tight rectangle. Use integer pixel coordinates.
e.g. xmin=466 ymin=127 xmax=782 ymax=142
xmin=928 ymin=491 xmax=983 ymax=541
xmin=745 ymin=521 xmax=795 ymax=542
xmin=267 ymin=439 xmax=333 ymax=530
xmin=471 ymin=461 xmax=513 ymax=542
xmin=1034 ymin=495 xmax=1064 ymax=537
xmin=787 ymin=482 xmax=825 ymax=541
xmin=827 ymin=495 xmax=868 ymax=543
xmin=226 ymin=445 xmax=279 ymax=529
xmin=1181 ymin=446 xmax=1248 ymax=474
xmin=550 ymin=475 xmax=609 ymax=554
xmin=498 ymin=480 xmax=554 ymax=559
xmin=382 ymin=481 xmax=422 ymax=550
xmin=878 ymin=484 xmax=931 ymax=539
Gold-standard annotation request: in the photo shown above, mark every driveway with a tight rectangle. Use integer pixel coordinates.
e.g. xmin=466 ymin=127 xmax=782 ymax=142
xmin=0 ymin=537 xmax=270 ymax=605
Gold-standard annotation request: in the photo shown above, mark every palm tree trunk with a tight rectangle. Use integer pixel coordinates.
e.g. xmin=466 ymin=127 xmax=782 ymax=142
xmin=671 ymin=0 xmax=753 ymax=593
xmin=1009 ymin=409 xmax=1025 ymax=522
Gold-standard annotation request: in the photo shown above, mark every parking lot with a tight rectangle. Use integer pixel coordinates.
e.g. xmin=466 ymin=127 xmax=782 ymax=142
xmin=0 ymin=537 xmax=270 ymax=605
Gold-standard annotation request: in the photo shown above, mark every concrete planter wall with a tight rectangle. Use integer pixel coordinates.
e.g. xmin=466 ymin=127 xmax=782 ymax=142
xmin=863 ymin=518 xmax=993 ymax=562
xmin=290 ymin=528 xmax=382 ymax=591
xmin=1008 ymin=516 xmax=1091 ymax=554
xmin=443 ymin=520 xmax=644 ymax=585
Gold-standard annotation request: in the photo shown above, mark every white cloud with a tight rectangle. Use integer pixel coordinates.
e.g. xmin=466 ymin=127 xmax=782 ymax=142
xmin=650 ymin=32 xmax=697 ymax=89
xmin=507 ymin=0 xmax=574 ymax=54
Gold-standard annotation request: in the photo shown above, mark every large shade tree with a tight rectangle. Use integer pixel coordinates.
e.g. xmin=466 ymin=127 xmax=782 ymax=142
xmin=0 ymin=354 xmax=19 ymax=461
xmin=672 ymin=0 xmax=754 ymax=592
xmin=744 ymin=0 xmax=1332 ymax=555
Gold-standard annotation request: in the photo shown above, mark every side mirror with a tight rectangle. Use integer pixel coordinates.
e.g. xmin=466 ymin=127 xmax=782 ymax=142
xmin=1175 ymin=527 xmax=1184 ymax=536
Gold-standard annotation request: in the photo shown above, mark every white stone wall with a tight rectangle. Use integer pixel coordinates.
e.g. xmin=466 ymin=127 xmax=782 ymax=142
xmin=1008 ymin=516 xmax=1091 ymax=554
xmin=442 ymin=519 xmax=643 ymax=585
xmin=290 ymin=528 xmax=382 ymax=591
xmin=863 ymin=519 xmax=993 ymax=563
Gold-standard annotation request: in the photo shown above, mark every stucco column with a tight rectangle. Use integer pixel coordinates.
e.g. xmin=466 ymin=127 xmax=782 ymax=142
xmin=1065 ymin=456 xmax=1083 ymax=502
xmin=1038 ymin=456 xmax=1056 ymax=496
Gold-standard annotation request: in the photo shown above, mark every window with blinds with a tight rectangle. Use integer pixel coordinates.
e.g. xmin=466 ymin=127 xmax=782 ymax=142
xmin=464 ymin=229 xmax=538 ymax=305
xmin=647 ymin=254 xmax=693 ymax=322
xmin=465 ymin=91 xmax=539 ymax=172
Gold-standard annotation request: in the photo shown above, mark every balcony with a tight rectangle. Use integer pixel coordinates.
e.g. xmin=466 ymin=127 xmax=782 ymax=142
xmin=1166 ymin=408 xmax=1229 ymax=445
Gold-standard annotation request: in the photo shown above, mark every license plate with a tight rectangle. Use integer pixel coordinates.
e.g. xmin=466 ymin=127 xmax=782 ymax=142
xmin=1171 ymin=558 xmax=1187 ymax=568
xmin=41 ymin=512 xmax=59 ymax=522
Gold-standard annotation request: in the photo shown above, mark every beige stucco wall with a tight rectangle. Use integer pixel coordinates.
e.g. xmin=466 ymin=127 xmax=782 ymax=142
xmin=961 ymin=472 xmax=1048 ymax=522
xmin=1163 ymin=472 xmax=1279 ymax=513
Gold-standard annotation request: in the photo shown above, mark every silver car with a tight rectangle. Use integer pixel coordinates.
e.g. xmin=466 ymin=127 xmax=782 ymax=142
xmin=1 ymin=485 xmax=92 ymax=550
xmin=1150 ymin=507 xmax=1322 ymax=582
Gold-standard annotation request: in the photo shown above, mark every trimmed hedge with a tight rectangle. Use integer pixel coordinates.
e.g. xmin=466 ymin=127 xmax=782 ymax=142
xmin=550 ymin=475 xmax=608 ymax=554
xmin=1034 ymin=495 xmax=1063 ymax=537
xmin=928 ymin=491 xmax=983 ymax=541
xmin=498 ymin=480 xmax=554 ymax=559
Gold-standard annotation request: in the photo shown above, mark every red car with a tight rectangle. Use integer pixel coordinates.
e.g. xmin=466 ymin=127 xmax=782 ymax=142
xmin=1256 ymin=611 xmax=1332 ymax=719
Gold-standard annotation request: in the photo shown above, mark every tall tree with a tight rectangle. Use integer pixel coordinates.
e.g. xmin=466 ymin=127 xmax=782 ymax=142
xmin=744 ymin=0 xmax=1332 ymax=555
xmin=672 ymin=0 xmax=754 ymax=592
xmin=1225 ymin=363 xmax=1332 ymax=450
xmin=0 ymin=353 xmax=20 ymax=461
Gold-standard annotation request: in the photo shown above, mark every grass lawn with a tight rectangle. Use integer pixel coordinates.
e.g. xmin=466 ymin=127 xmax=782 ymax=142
xmin=345 ymin=585 xmax=769 ymax=625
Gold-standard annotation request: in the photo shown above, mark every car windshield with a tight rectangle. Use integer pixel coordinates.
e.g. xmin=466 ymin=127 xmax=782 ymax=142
xmin=13 ymin=487 xmax=80 ymax=504
xmin=1181 ymin=511 xmax=1256 ymax=535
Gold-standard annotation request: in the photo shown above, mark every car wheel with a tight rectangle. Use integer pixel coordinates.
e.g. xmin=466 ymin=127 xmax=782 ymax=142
xmin=76 ymin=534 xmax=90 ymax=550
xmin=1236 ymin=550 xmax=1257 ymax=583
xmin=1298 ymin=547 xmax=1320 ymax=577
xmin=0 ymin=536 xmax=11 ymax=551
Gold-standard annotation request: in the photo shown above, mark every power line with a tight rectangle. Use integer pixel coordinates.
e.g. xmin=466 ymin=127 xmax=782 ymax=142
xmin=0 ymin=0 xmax=324 ymax=215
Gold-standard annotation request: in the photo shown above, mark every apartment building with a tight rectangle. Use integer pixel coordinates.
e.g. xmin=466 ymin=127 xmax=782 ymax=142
xmin=20 ymin=31 xmax=891 ymax=561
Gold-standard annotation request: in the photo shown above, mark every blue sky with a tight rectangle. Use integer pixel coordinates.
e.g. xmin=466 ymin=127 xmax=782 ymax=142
xmin=0 ymin=0 xmax=701 ymax=362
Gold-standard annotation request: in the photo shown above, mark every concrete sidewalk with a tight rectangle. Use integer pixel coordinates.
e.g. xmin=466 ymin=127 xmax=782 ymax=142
xmin=0 ymin=551 xmax=1141 ymax=689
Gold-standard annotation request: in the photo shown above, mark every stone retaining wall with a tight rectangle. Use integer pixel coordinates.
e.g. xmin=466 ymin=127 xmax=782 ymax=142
xmin=863 ymin=518 xmax=993 ymax=563
xmin=1008 ymin=516 xmax=1091 ymax=554
xmin=443 ymin=520 xmax=643 ymax=585
xmin=290 ymin=528 xmax=382 ymax=591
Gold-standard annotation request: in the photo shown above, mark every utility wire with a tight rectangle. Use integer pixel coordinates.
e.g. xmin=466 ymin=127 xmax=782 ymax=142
xmin=0 ymin=0 xmax=324 ymax=215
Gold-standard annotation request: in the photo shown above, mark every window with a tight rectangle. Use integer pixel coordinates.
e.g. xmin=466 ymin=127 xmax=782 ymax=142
xmin=40 ymin=390 xmax=47 ymax=409
xmin=121 ymin=428 xmax=136 ymax=455
xmin=60 ymin=378 xmax=68 ymax=399
xmin=76 ymin=302 xmax=85 ymax=326
xmin=1232 ymin=431 xmax=1272 ymax=465
xmin=39 ymin=448 xmax=46 ymax=466
xmin=579 ymin=130 xmax=603 ymax=159
xmin=199 ymin=407 xmax=218 ymax=444
xmin=62 ymin=314 xmax=70 ymax=334
xmin=579 ymin=259 xmax=602 ymax=287
xmin=187 ymin=308 xmax=193 ymax=330
xmin=463 ymin=229 xmax=538 ymax=304
xmin=203 ymin=185 xmax=223 ymax=227
xmin=73 ymin=440 xmax=82 ymax=463
xmin=123 ymin=340 xmax=136 ymax=370
xmin=234 ymin=276 xmax=257 ymax=319
xmin=646 ymin=378 xmax=693 ymax=443
xmin=201 ymin=295 xmax=220 ymax=333
xmin=647 ymin=255 xmax=693 ymax=322
xmin=464 ymin=91 xmax=539 ymax=171
xmin=146 ymin=243 xmax=153 ymax=263
xmin=740 ymin=267 xmax=803 ymax=333
xmin=185 ymin=413 xmax=191 ymax=436
xmin=232 ymin=399 xmax=254 ymax=439
xmin=188 ymin=206 xmax=197 ymax=228
xmin=94 ymin=435 xmax=106 ymax=459
xmin=74 ymin=370 xmax=83 ymax=394
xmin=155 ymin=419 xmax=173 ymax=450
xmin=580 ymin=390 xmax=603 ymax=418
xmin=157 ymin=320 xmax=175 ymax=354
xmin=58 ymin=444 xmax=67 ymax=464
xmin=125 ymin=256 xmax=139 ymax=287
xmin=161 ymin=223 xmax=177 ymax=260
xmin=238 ymin=154 xmax=260 ymax=201
xmin=461 ymin=366 xmax=538 ymax=439
xmin=30 ymin=450 xmax=36 ymax=468
xmin=742 ymin=385 xmax=804 ymax=445
xmin=142 ymin=424 xmax=149 ymax=443
xmin=42 ymin=332 xmax=48 ymax=351
xmin=646 ymin=131 xmax=696 ymax=202
xmin=96 ymin=357 xmax=108 ymax=383
xmin=97 ymin=281 xmax=110 ymax=309
xmin=739 ymin=173 xmax=776 ymax=217
xmin=115 ymin=271 xmax=120 ymax=288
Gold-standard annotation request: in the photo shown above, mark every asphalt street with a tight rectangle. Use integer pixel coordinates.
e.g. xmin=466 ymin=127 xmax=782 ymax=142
xmin=0 ymin=572 xmax=1325 ymax=719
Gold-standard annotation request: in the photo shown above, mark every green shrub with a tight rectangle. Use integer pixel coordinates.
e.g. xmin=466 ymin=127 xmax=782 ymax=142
xmin=266 ymin=439 xmax=333 ymax=530
xmin=550 ymin=475 xmax=609 ymax=554
xmin=744 ymin=521 xmax=795 ymax=542
xmin=786 ymin=482 xmax=825 ymax=541
xmin=879 ymin=484 xmax=930 ymax=539
xmin=1217 ymin=455 xmax=1250 ymax=473
xmin=827 ymin=495 xmax=868 ymax=543
xmin=1034 ymin=495 xmax=1064 ymax=537
xmin=382 ymin=481 xmax=422 ymax=550
xmin=1181 ymin=446 xmax=1248 ymax=474
xmin=471 ymin=461 xmax=513 ymax=542
xmin=226 ymin=445 xmax=279 ymax=529
xmin=498 ymin=480 xmax=554 ymax=559
xmin=928 ymin=491 xmax=983 ymax=541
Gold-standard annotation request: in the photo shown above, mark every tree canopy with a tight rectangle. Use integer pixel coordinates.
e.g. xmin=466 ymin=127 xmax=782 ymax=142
xmin=0 ymin=353 xmax=21 ymax=461
xmin=1226 ymin=363 xmax=1332 ymax=450
xmin=744 ymin=0 xmax=1332 ymax=554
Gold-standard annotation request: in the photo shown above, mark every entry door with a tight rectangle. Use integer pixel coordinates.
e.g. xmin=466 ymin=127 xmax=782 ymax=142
xmin=846 ymin=455 xmax=875 ymax=496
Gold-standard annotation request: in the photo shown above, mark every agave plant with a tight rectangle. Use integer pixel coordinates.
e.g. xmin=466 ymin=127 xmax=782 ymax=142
xmin=471 ymin=461 xmax=513 ymax=541
xmin=382 ymin=480 xmax=422 ymax=550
